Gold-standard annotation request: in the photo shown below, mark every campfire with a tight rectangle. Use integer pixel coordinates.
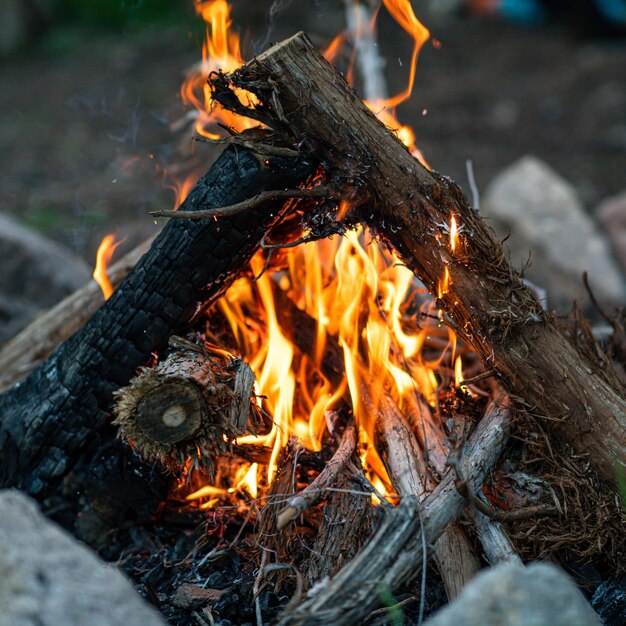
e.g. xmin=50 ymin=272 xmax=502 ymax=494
xmin=1 ymin=1 xmax=625 ymax=625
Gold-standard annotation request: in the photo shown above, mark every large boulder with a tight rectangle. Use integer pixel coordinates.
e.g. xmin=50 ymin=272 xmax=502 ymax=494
xmin=0 ymin=490 xmax=165 ymax=626
xmin=424 ymin=561 xmax=601 ymax=626
xmin=482 ymin=156 xmax=625 ymax=310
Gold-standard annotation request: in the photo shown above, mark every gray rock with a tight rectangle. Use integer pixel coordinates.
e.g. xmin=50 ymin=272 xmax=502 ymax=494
xmin=424 ymin=562 xmax=601 ymax=626
xmin=596 ymin=191 xmax=626 ymax=279
xmin=0 ymin=213 xmax=92 ymax=344
xmin=0 ymin=490 xmax=165 ymax=626
xmin=482 ymin=156 xmax=625 ymax=309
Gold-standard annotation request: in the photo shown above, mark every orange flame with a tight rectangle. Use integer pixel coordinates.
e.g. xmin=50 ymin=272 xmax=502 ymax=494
xmin=450 ymin=215 xmax=458 ymax=253
xmin=212 ymin=228 xmax=460 ymax=500
xmin=177 ymin=1 xmax=470 ymax=507
xmin=181 ymin=0 xmax=258 ymax=139
xmin=93 ymin=234 xmax=122 ymax=300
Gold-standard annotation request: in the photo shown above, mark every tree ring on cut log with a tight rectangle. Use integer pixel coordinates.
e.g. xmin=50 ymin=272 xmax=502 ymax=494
xmin=135 ymin=379 xmax=204 ymax=445
xmin=113 ymin=339 xmax=259 ymax=470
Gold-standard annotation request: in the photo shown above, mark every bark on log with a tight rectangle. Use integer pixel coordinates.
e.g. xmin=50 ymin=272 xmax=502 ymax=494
xmin=0 ymin=145 xmax=312 ymax=497
xmin=277 ymin=391 xmax=513 ymax=626
xmin=276 ymin=424 xmax=357 ymax=530
xmin=0 ymin=237 xmax=154 ymax=393
xmin=211 ymin=32 xmax=626 ymax=484
xmin=113 ymin=336 xmax=257 ymax=469
xmin=304 ymin=458 xmax=372 ymax=587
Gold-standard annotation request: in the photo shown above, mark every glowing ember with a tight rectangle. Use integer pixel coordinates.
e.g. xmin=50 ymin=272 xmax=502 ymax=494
xmin=454 ymin=355 xmax=471 ymax=396
xmin=93 ymin=234 xmax=122 ymax=300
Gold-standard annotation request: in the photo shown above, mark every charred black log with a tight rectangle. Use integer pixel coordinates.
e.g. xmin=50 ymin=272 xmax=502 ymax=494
xmin=0 ymin=145 xmax=312 ymax=498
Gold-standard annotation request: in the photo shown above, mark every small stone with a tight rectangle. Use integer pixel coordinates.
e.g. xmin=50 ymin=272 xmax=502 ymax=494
xmin=424 ymin=562 xmax=602 ymax=626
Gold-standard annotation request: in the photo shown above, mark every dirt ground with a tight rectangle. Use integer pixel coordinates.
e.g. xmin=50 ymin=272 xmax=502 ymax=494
xmin=0 ymin=1 xmax=625 ymax=265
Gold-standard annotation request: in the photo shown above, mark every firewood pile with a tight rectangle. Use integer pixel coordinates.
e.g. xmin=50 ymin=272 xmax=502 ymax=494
xmin=0 ymin=27 xmax=625 ymax=626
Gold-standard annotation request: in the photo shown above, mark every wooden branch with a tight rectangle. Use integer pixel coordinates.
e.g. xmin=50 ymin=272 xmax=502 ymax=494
xmin=0 ymin=238 xmax=153 ymax=393
xmin=113 ymin=336 xmax=256 ymax=469
xmin=277 ymin=391 xmax=513 ymax=625
xmin=212 ymin=32 xmax=626 ymax=484
xmin=152 ymin=187 xmax=332 ymax=219
xmin=0 ymin=145 xmax=313 ymax=498
xmin=304 ymin=457 xmax=372 ymax=587
xmin=375 ymin=393 xmax=480 ymax=600
xmin=466 ymin=506 xmax=522 ymax=566
xmin=276 ymin=424 xmax=357 ymax=530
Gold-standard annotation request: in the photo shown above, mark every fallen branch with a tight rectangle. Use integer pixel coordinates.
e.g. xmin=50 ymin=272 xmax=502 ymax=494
xmin=277 ymin=390 xmax=513 ymax=625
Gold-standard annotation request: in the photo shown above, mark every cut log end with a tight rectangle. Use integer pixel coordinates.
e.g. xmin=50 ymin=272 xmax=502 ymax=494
xmin=135 ymin=379 xmax=204 ymax=444
xmin=113 ymin=338 xmax=258 ymax=469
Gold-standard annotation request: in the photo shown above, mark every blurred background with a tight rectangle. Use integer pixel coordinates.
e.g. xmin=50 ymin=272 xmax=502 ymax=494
xmin=0 ymin=0 xmax=625 ymax=344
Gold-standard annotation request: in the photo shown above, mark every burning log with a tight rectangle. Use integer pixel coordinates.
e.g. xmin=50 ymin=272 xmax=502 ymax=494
xmin=277 ymin=391 xmax=513 ymax=625
xmin=273 ymin=280 xmax=479 ymax=598
xmin=209 ymin=32 xmax=626 ymax=486
xmin=113 ymin=336 xmax=257 ymax=469
xmin=0 ymin=144 xmax=313 ymax=498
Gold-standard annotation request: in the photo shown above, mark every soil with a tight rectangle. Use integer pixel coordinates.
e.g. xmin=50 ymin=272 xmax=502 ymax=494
xmin=0 ymin=2 xmax=624 ymax=266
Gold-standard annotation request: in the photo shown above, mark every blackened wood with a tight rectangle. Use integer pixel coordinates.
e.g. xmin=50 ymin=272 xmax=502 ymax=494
xmin=0 ymin=146 xmax=312 ymax=497
xmin=212 ymin=32 xmax=626 ymax=484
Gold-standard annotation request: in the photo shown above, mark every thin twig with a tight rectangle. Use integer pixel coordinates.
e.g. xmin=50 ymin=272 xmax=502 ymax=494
xmin=194 ymin=135 xmax=302 ymax=158
xmin=276 ymin=425 xmax=357 ymax=530
xmin=459 ymin=369 xmax=497 ymax=386
xmin=151 ymin=187 xmax=333 ymax=219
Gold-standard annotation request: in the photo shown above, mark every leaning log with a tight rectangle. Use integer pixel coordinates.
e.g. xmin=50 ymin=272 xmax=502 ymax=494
xmin=210 ymin=32 xmax=626 ymax=484
xmin=0 ymin=145 xmax=313 ymax=497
